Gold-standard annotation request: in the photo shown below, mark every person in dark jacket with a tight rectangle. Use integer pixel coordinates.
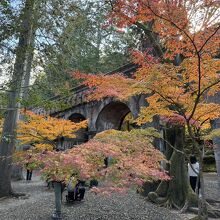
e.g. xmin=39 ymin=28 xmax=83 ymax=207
xmin=26 ymin=155 xmax=33 ymax=181
xmin=67 ymin=177 xmax=85 ymax=201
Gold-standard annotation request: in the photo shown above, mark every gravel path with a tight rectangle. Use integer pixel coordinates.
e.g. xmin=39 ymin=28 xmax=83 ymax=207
xmin=204 ymin=173 xmax=220 ymax=202
xmin=0 ymin=173 xmax=183 ymax=220
xmin=0 ymin=173 xmax=218 ymax=220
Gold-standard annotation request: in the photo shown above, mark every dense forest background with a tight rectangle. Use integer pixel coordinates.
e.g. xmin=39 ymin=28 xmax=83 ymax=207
xmin=0 ymin=0 xmax=140 ymax=113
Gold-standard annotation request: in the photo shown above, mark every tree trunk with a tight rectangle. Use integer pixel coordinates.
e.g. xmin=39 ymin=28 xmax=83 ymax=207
xmin=11 ymin=24 xmax=36 ymax=181
xmin=198 ymin=146 xmax=208 ymax=220
xmin=148 ymin=126 xmax=197 ymax=208
xmin=11 ymin=165 xmax=24 ymax=181
xmin=0 ymin=0 xmax=36 ymax=197
xmin=212 ymin=118 xmax=220 ymax=189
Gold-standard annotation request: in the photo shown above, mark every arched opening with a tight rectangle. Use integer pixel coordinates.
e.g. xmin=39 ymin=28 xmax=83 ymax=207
xmin=60 ymin=113 xmax=88 ymax=149
xmin=96 ymin=102 xmax=131 ymax=132
xmin=69 ymin=113 xmax=86 ymax=123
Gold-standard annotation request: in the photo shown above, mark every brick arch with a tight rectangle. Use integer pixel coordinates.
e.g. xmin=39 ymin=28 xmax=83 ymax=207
xmin=68 ymin=113 xmax=88 ymax=144
xmin=68 ymin=113 xmax=86 ymax=122
xmin=95 ymin=101 xmax=131 ymax=132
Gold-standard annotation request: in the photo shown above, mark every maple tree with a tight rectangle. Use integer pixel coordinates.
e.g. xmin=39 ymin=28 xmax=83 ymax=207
xmin=74 ymin=0 xmax=220 ymax=219
xmin=14 ymin=111 xmax=88 ymax=174
xmin=17 ymin=128 xmax=168 ymax=188
xmin=17 ymin=111 xmax=88 ymax=150
xmin=16 ymin=112 xmax=168 ymax=186
xmin=88 ymin=128 xmax=169 ymax=189
xmin=15 ymin=126 xmax=169 ymax=217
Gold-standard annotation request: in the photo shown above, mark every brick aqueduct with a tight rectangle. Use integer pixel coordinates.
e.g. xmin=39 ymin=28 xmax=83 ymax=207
xmin=34 ymin=63 xmax=156 ymax=149
xmin=33 ymin=62 xmax=220 ymax=154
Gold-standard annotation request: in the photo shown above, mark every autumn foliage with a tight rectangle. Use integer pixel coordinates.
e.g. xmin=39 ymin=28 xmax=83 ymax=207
xmin=74 ymin=0 xmax=220 ymax=133
xmin=14 ymin=111 xmax=88 ymax=177
xmin=19 ymin=128 xmax=169 ymax=190
xmin=108 ymin=0 xmax=220 ymax=58
xmin=74 ymin=56 xmax=220 ymax=131
xmin=17 ymin=111 xmax=88 ymax=150
xmin=14 ymin=111 xmax=169 ymax=191
xmin=12 ymin=3 xmax=220 ymax=215
xmin=73 ymin=1 xmax=220 ymax=215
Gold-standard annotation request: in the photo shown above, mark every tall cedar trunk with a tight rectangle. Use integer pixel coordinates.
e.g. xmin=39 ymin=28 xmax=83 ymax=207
xmin=11 ymin=28 xmax=35 ymax=181
xmin=95 ymin=3 xmax=102 ymax=73
xmin=0 ymin=0 xmax=36 ymax=197
xmin=148 ymin=126 xmax=197 ymax=208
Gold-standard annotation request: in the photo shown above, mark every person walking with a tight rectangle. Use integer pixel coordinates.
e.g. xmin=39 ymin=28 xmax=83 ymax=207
xmin=26 ymin=155 xmax=33 ymax=181
xmin=188 ymin=155 xmax=200 ymax=193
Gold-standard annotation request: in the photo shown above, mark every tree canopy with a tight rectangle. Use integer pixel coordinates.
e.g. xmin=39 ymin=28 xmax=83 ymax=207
xmin=74 ymin=1 xmax=220 ymax=218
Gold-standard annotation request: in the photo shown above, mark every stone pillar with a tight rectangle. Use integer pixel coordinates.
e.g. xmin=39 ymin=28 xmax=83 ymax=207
xmin=52 ymin=182 xmax=62 ymax=219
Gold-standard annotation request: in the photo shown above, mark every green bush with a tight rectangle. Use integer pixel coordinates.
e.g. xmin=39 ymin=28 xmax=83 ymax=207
xmin=203 ymin=155 xmax=215 ymax=164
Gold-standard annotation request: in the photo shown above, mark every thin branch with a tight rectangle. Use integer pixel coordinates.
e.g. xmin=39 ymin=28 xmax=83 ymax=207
xmin=161 ymin=137 xmax=185 ymax=155
xmin=153 ymin=89 xmax=186 ymax=115
xmin=0 ymin=107 xmax=20 ymax=111
xmin=200 ymin=118 xmax=210 ymax=127
xmin=188 ymin=54 xmax=202 ymax=121
xmin=143 ymin=0 xmax=199 ymax=54
xmin=198 ymin=23 xmax=220 ymax=53
xmin=0 ymin=44 xmax=15 ymax=54
xmin=135 ymin=21 xmax=164 ymax=58
xmin=188 ymin=60 xmax=220 ymax=121
xmin=21 ymin=132 xmax=57 ymax=148
xmin=200 ymin=79 xmax=220 ymax=96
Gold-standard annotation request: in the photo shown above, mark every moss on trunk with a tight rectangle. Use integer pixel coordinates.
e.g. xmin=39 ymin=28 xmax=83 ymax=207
xmin=148 ymin=126 xmax=197 ymax=208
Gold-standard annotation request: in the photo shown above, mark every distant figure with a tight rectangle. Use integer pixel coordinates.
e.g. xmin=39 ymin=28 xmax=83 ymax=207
xmin=188 ymin=155 xmax=200 ymax=193
xmin=104 ymin=156 xmax=112 ymax=168
xmin=89 ymin=179 xmax=98 ymax=188
xmin=26 ymin=155 xmax=33 ymax=181
xmin=26 ymin=168 xmax=32 ymax=181
xmin=74 ymin=180 xmax=85 ymax=200
xmin=104 ymin=157 xmax=109 ymax=168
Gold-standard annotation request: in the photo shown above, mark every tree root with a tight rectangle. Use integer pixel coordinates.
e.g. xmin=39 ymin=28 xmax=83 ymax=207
xmin=206 ymin=198 xmax=220 ymax=204
xmin=0 ymin=196 xmax=8 ymax=201
xmin=188 ymin=207 xmax=220 ymax=219
xmin=205 ymin=202 xmax=220 ymax=218
xmin=0 ymin=191 xmax=27 ymax=199
xmin=180 ymin=200 xmax=189 ymax=213
xmin=148 ymin=192 xmax=181 ymax=209
xmin=162 ymin=198 xmax=174 ymax=209
xmin=148 ymin=191 xmax=220 ymax=218
xmin=148 ymin=192 xmax=166 ymax=205
xmin=180 ymin=198 xmax=220 ymax=218
xmin=10 ymin=191 xmax=26 ymax=198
